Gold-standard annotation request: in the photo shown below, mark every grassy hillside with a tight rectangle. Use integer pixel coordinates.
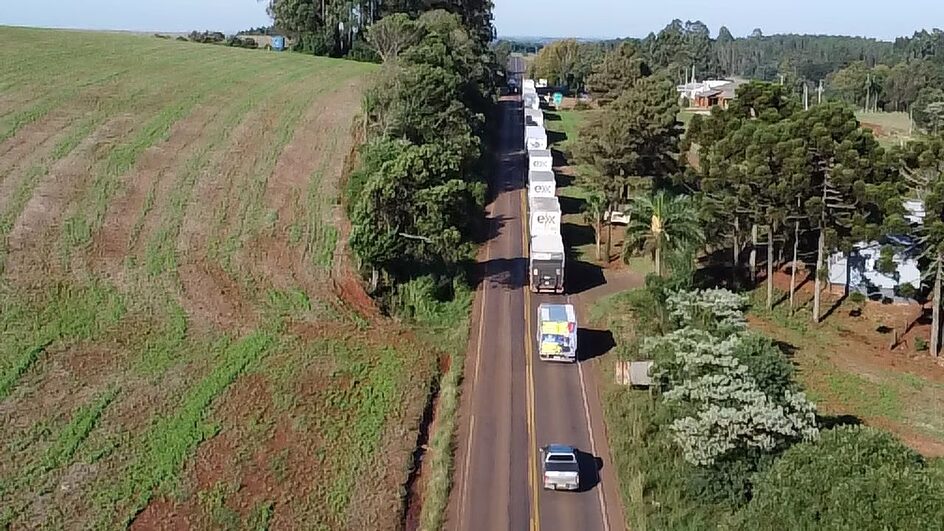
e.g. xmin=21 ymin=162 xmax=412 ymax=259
xmin=0 ymin=27 xmax=449 ymax=529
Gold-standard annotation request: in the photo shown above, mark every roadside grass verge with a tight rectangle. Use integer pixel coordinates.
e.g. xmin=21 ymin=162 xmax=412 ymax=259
xmin=544 ymin=109 xmax=588 ymax=160
xmin=413 ymin=286 xmax=473 ymax=531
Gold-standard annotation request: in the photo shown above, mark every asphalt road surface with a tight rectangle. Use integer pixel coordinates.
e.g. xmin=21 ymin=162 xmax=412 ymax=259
xmin=448 ymin=98 xmax=619 ymax=531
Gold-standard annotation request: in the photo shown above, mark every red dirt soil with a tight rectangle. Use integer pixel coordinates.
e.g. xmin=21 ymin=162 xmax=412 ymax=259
xmin=4 ymin=115 xmax=137 ymax=285
xmin=752 ymin=269 xmax=944 ymax=457
xmin=91 ymin=105 xmax=216 ymax=278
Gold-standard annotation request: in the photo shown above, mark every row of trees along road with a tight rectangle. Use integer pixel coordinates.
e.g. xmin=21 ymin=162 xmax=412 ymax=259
xmin=686 ymin=84 xmax=905 ymax=323
xmin=571 ymin=38 xmax=944 ymax=357
xmin=268 ymin=0 xmax=495 ymax=57
xmin=575 ymin=42 xmax=700 ymax=273
xmin=346 ymin=10 xmax=497 ymax=309
xmin=521 ymin=22 xmax=944 ymax=132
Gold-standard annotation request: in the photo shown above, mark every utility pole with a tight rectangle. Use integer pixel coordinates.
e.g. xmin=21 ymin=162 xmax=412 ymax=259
xmin=750 ymin=223 xmax=759 ymax=284
xmin=817 ymin=80 xmax=824 ymax=104
xmin=789 ymin=196 xmax=801 ymax=314
xmin=804 ymin=83 xmax=809 ymax=111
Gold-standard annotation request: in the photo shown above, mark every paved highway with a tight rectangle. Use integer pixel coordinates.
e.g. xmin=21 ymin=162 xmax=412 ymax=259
xmin=448 ymin=97 xmax=622 ymax=531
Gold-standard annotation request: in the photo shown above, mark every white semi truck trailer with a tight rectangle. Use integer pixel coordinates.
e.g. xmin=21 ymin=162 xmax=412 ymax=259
xmin=525 ymin=108 xmax=544 ymax=127
xmin=528 ymin=196 xmax=561 ymax=237
xmin=528 ymin=149 xmax=553 ymax=173
xmin=528 ymin=169 xmax=556 ymax=198
xmin=525 ymin=125 xmax=548 ymax=150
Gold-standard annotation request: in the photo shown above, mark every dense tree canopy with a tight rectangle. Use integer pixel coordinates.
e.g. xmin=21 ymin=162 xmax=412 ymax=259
xmin=348 ymin=10 xmax=494 ymax=296
xmin=686 ymin=82 xmax=904 ymax=319
xmin=585 ymin=42 xmax=651 ymax=106
xmin=737 ymin=426 xmax=944 ymax=530
xmin=268 ymin=0 xmax=494 ymax=57
xmin=529 ymin=39 xmax=603 ymax=91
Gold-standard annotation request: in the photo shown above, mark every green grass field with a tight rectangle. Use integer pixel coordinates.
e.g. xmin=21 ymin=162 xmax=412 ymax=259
xmin=0 ymin=27 xmax=451 ymax=529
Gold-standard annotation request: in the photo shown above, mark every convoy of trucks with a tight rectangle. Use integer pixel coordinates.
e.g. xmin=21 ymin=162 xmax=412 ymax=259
xmin=524 ymin=108 xmax=544 ymax=127
xmin=528 ymin=196 xmax=561 ymax=236
xmin=527 ymin=148 xmax=553 ymax=173
xmin=522 ymin=85 xmax=562 ymax=294
xmin=521 ymin=78 xmax=584 ymax=493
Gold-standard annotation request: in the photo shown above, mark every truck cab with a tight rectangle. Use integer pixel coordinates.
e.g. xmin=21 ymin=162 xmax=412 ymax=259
xmin=530 ymin=234 xmax=565 ymax=294
xmin=541 ymin=444 xmax=580 ymax=491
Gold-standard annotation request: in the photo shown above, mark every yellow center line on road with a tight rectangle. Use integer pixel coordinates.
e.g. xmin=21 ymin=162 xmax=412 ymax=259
xmin=458 ymin=201 xmax=492 ymax=531
xmin=520 ymin=187 xmax=541 ymax=531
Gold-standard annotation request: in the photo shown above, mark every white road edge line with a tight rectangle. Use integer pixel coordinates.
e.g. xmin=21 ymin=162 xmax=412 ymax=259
xmin=577 ymin=356 xmax=610 ymax=531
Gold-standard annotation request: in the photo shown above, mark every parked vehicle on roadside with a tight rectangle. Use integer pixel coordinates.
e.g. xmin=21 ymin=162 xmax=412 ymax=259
xmin=604 ymin=204 xmax=631 ymax=225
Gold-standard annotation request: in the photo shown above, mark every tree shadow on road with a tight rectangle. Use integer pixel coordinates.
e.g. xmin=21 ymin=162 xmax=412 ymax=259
xmin=558 ymin=195 xmax=584 ymax=216
xmin=471 ymin=257 xmax=529 ymax=291
xmin=548 ymin=130 xmax=567 ymax=146
xmin=474 ymin=214 xmax=511 ymax=244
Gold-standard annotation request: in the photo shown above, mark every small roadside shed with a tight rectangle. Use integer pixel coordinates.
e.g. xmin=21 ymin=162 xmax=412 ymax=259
xmin=616 ymin=360 xmax=654 ymax=387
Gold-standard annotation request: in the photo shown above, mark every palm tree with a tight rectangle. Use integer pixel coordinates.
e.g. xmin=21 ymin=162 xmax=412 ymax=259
xmin=623 ymin=191 xmax=703 ymax=276
xmin=583 ymin=192 xmax=607 ymax=261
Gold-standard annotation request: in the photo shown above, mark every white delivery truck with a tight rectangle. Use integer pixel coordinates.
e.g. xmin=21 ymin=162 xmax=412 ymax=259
xmin=523 ymin=91 xmax=540 ymax=110
xmin=528 ymin=169 xmax=556 ymax=198
xmin=525 ymin=108 xmax=544 ymax=127
xmin=528 ymin=149 xmax=553 ymax=173
xmin=536 ymin=303 xmax=577 ymax=361
xmin=525 ymin=125 xmax=548 ymax=150
xmin=528 ymin=196 xmax=561 ymax=237
xmin=530 ymin=233 xmax=566 ymax=294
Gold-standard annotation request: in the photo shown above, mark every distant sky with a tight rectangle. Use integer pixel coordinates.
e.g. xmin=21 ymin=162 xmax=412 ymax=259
xmin=493 ymin=0 xmax=944 ymax=41
xmin=3 ymin=1 xmax=943 ymax=40
xmin=2 ymin=0 xmax=271 ymax=34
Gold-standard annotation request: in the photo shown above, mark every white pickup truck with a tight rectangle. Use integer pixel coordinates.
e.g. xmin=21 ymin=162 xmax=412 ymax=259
xmin=541 ymin=444 xmax=580 ymax=491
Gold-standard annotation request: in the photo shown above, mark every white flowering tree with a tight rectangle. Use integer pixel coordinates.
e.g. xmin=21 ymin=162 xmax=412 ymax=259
xmin=666 ymin=288 xmax=748 ymax=336
xmin=645 ymin=310 xmax=819 ymax=467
